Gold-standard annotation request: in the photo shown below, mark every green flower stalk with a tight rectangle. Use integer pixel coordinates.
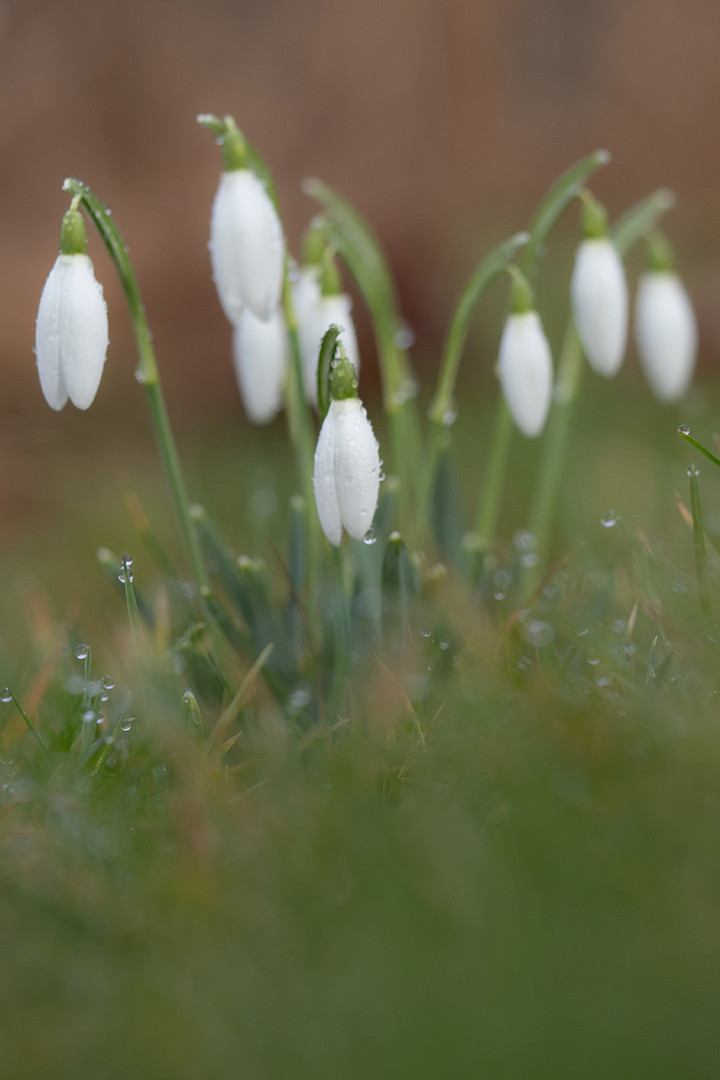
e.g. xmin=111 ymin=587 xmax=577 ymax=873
xmin=61 ymin=178 xmax=210 ymax=596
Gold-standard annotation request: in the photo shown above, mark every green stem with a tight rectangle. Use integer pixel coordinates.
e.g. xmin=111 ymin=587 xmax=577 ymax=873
xmin=282 ymin=264 xmax=319 ymax=595
xmin=472 ymin=400 xmax=513 ymax=569
xmin=689 ymin=466 xmax=712 ymax=620
xmin=62 ymin=178 xmax=210 ymax=595
xmin=420 ymin=232 xmax=529 ymax=530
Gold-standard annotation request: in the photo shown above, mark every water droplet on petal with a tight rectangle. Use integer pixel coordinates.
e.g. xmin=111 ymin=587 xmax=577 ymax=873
xmin=363 ymin=528 xmax=377 ymax=545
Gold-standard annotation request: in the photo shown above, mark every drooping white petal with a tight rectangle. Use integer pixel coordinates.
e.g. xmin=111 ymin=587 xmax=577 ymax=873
xmin=35 ymin=258 xmax=69 ymax=410
xmin=570 ymin=238 xmax=628 ymax=376
xmin=303 ymin=294 xmax=361 ymax=405
xmin=635 ymin=272 xmax=697 ymax=402
xmin=35 ymin=254 xmax=108 ymax=411
xmin=332 ymin=398 xmax=381 ymax=540
xmin=58 ymin=255 xmax=109 ymax=409
xmin=313 ymin=406 xmax=343 ymax=546
xmin=498 ymin=311 xmax=553 ymax=438
xmin=232 ymin=309 xmax=288 ymax=424
xmin=209 ymin=170 xmax=285 ymax=323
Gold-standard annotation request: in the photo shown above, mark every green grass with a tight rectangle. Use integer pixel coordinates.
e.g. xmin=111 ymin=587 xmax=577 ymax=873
xmin=2 ymin=383 xmax=720 ymax=1079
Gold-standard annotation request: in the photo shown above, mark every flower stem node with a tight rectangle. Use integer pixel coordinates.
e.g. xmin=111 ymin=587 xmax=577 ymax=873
xmin=570 ymin=237 xmax=628 ymax=376
xmin=35 ymin=214 xmax=109 ymax=410
xmin=209 ymin=169 xmax=285 ymax=324
xmin=635 ymin=270 xmax=697 ymax=402
xmin=497 ymin=311 xmax=553 ymax=438
xmin=313 ymin=388 xmax=381 ymax=547
xmin=232 ymin=309 xmax=288 ymax=424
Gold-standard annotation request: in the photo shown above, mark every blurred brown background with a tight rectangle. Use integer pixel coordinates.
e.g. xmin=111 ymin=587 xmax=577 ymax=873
xmin=1 ymin=0 xmax=720 ymax=564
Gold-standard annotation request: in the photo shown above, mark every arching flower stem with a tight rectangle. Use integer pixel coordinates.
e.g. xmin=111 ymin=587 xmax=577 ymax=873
xmin=62 ymin=178 xmax=210 ymax=597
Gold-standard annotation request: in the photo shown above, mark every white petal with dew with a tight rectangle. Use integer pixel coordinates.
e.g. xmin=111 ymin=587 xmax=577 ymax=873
xmin=35 ymin=257 xmax=69 ymax=410
xmin=209 ymin=170 xmax=285 ymax=324
xmin=332 ymin=398 xmax=381 ymax=540
xmin=635 ymin=272 xmax=697 ymax=402
xmin=570 ymin=238 xmax=628 ymax=377
xmin=313 ymin=406 xmax=342 ymax=546
xmin=498 ymin=312 xmax=553 ymax=438
xmin=232 ymin=309 xmax=288 ymax=424
xmin=58 ymin=255 xmax=109 ymax=410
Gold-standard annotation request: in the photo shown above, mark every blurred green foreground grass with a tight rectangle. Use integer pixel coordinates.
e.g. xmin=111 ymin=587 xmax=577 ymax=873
xmin=2 ymin=383 xmax=720 ymax=1079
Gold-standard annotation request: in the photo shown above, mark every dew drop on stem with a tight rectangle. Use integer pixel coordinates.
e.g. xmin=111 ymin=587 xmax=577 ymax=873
xmin=75 ymin=644 xmax=89 ymax=661
xmin=0 ymin=688 xmax=12 ymax=704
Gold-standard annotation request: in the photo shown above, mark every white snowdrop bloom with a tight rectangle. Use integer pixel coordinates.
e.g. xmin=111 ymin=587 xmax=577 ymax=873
xmin=232 ymin=309 xmax=288 ymax=424
xmin=313 ymin=392 xmax=381 ymax=547
xmin=209 ymin=169 xmax=285 ymax=323
xmin=303 ymin=294 xmax=360 ymax=405
xmin=570 ymin=238 xmax=628 ymax=376
xmin=35 ymin=253 xmax=109 ymax=411
xmin=497 ymin=311 xmax=553 ymax=438
xmin=635 ymin=272 xmax=697 ymax=402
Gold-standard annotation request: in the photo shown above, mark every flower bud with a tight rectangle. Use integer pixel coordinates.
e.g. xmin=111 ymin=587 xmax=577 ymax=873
xmin=35 ymin=252 xmax=109 ymax=411
xmin=232 ymin=309 xmax=288 ymax=424
xmin=634 ymin=272 xmax=697 ymax=402
xmin=497 ymin=311 xmax=553 ymax=437
xmin=209 ymin=169 xmax=285 ymax=323
xmin=570 ymin=238 xmax=628 ymax=376
xmin=313 ymin=387 xmax=381 ymax=547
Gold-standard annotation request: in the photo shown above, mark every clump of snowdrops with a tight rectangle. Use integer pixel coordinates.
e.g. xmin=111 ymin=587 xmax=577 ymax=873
xmin=3 ymin=114 xmax=711 ymax=763
xmin=5 ymin=111 xmax=720 ymax=1078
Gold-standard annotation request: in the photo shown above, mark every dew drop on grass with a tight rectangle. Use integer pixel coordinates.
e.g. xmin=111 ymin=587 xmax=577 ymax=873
xmin=678 ymin=424 xmax=690 ymax=436
xmin=600 ymin=510 xmax=619 ymax=529
xmin=121 ymin=718 xmax=134 ymax=732
xmin=0 ymin=688 xmax=12 ymax=704
xmin=363 ymin=528 xmax=377 ymax=545
xmin=687 ymin=464 xmax=700 ymax=478
xmin=101 ymin=675 xmax=115 ymax=691
xmin=441 ymin=408 xmax=457 ymax=427
xmin=75 ymin=644 xmax=89 ymax=661
xmin=81 ymin=709 xmax=96 ymax=724
xmin=419 ymin=623 xmax=433 ymax=639
xmin=118 ymin=556 xmax=134 ymax=584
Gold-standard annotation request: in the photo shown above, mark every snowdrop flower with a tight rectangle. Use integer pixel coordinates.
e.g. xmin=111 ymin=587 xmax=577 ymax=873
xmin=205 ymin=117 xmax=284 ymax=323
xmin=232 ymin=309 xmax=288 ymax=424
xmin=570 ymin=197 xmax=628 ymax=377
xmin=35 ymin=204 xmax=109 ymax=411
xmin=313 ymin=355 xmax=381 ymax=546
xmin=497 ymin=272 xmax=553 ymax=438
xmin=298 ymin=250 xmax=360 ymax=406
xmin=634 ymin=235 xmax=697 ymax=402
